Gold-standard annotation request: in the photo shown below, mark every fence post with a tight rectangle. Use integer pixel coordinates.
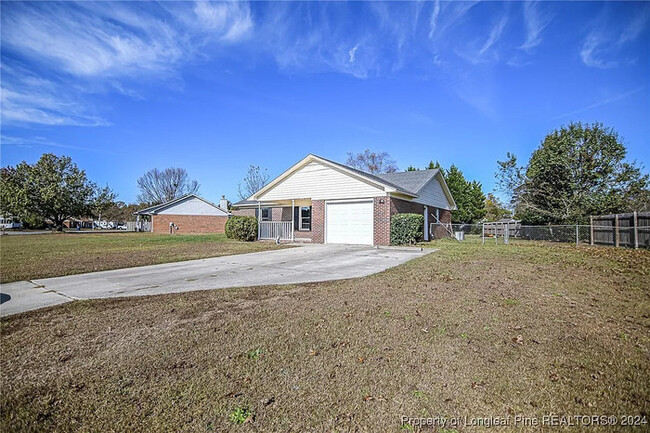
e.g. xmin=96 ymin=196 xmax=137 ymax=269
xmin=576 ymin=224 xmax=579 ymax=247
xmin=482 ymin=223 xmax=485 ymax=245
xmin=589 ymin=216 xmax=594 ymax=245
xmin=614 ymin=214 xmax=620 ymax=247
xmin=633 ymin=211 xmax=639 ymax=249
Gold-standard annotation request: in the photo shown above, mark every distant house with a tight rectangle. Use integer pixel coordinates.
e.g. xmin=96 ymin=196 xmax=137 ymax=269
xmin=63 ymin=217 xmax=94 ymax=229
xmin=232 ymin=154 xmax=456 ymax=246
xmin=0 ymin=215 xmax=22 ymax=229
xmin=134 ymin=194 xmax=230 ymax=234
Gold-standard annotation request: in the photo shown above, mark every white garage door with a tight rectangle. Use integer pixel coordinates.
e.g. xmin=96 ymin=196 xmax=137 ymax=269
xmin=326 ymin=201 xmax=374 ymax=245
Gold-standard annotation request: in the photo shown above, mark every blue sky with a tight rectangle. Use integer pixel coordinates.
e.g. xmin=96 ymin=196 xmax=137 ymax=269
xmin=1 ymin=1 xmax=649 ymax=204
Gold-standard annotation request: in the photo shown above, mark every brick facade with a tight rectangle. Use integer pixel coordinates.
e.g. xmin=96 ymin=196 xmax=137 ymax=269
xmin=387 ymin=197 xmax=452 ymax=242
xmin=152 ymin=214 xmax=228 ymax=235
xmin=232 ymin=197 xmax=451 ymax=245
xmin=231 ymin=208 xmax=256 ymax=217
xmin=373 ymin=197 xmax=391 ymax=246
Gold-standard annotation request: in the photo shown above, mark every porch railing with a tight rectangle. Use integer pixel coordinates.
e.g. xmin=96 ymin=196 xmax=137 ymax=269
xmin=259 ymin=221 xmax=293 ymax=241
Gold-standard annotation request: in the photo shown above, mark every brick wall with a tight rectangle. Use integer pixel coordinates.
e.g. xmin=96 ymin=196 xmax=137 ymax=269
xmin=306 ymin=200 xmax=325 ymax=243
xmin=432 ymin=209 xmax=452 ymax=239
xmin=233 ymin=198 xmax=451 ymax=244
xmin=231 ymin=208 xmax=256 ymax=217
xmin=389 ymin=197 xmax=452 ymax=241
xmin=152 ymin=214 xmax=228 ymax=234
xmin=373 ymin=197 xmax=391 ymax=246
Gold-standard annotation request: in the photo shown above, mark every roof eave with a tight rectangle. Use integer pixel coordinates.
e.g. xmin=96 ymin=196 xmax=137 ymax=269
xmin=251 ymin=154 xmax=417 ymax=200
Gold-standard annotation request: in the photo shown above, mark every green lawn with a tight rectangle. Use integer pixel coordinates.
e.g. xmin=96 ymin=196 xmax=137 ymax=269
xmin=0 ymin=233 xmax=286 ymax=283
xmin=1 ymin=238 xmax=649 ymax=432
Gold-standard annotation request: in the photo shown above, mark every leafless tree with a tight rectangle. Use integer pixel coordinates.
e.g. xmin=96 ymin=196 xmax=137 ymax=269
xmin=237 ymin=165 xmax=270 ymax=200
xmin=136 ymin=167 xmax=200 ymax=205
xmin=346 ymin=149 xmax=398 ymax=173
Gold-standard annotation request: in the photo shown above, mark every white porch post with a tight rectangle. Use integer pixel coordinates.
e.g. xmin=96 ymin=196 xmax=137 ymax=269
xmin=291 ymin=199 xmax=295 ymax=241
xmin=257 ymin=202 xmax=261 ymax=240
xmin=423 ymin=206 xmax=429 ymax=241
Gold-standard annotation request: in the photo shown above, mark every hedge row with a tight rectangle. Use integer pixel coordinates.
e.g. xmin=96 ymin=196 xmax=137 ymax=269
xmin=225 ymin=216 xmax=258 ymax=241
xmin=390 ymin=213 xmax=424 ymax=245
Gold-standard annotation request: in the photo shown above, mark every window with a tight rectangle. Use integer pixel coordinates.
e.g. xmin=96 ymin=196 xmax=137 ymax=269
xmin=294 ymin=206 xmax=311 ymax=231
xmin=260 ymin=207 xmax=271 ymax=221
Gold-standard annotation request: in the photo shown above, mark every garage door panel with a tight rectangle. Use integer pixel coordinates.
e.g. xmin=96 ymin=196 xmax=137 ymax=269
xmin=326 ymin=201 xmax=373 ymax=245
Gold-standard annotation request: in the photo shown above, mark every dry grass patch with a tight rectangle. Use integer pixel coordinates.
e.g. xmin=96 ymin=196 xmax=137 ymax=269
xmin=1 ymin=238 xmax=649 ymax=432
xmin=0 ymin=233 xmax=286 ymax=283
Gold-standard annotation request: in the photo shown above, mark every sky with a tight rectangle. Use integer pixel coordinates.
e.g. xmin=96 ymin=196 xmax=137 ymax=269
xmin=1 ymin=1 xmax=649 ymax=205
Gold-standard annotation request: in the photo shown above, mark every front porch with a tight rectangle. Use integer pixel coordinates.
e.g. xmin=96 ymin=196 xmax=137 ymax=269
xmin=235 ymin=199 xmax=313 ymax=242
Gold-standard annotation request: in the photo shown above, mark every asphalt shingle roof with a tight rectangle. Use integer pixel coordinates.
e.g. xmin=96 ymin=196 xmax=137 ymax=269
xmin=233 ymin=154 xmax=442 ymax=205
xmin=375 ymin=169 xmax=439 ymax=195
xmin=315 ymin=155 xmax=426 ymax=196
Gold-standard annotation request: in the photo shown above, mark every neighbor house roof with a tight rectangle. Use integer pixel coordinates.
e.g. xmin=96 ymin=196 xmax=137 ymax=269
xmin=133 ymin=194 xmax=228 ymax=215
xmin=234 ymin=154 xmax=457 ymax=210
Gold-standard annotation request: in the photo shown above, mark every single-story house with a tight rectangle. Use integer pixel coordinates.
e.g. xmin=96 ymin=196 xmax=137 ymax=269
xmin=232 ymin=154 xmax=456 ymax=246
xmin=134 ymin=194 xmax=230 ymax=234
xmin=63 ymin=217 xmax=94 ymax=229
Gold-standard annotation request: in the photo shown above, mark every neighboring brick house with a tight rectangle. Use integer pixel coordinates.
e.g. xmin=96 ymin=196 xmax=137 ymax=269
xmin=134 ymin=194 xmax=230 ymax=234
xmin=232 ymin=154 xmax=456 ymax=246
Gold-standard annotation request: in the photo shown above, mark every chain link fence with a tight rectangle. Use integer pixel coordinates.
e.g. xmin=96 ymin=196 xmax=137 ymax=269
xmin=430 ymin=221 xmax=649 ymax=249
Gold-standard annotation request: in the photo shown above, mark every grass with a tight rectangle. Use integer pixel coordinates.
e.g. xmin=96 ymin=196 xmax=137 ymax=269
xmin=0 ymin=232 xmax=286 ymax=283
xmin=1 ymin=237 xmax=649 ymax=432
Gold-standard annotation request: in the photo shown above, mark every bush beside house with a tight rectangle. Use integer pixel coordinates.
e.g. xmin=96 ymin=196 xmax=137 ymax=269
xmin=390 ymin=213 xmax=424 ymax=245
xmin=225 ymin=216 xmax=258 ymax=241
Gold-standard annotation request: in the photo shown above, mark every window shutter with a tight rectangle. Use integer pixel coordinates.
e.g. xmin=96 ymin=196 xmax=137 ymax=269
xmin=294 ymin=206 xmax=299 ymax=230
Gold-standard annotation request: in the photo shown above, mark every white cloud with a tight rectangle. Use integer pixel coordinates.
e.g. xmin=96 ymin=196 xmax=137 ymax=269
xmin=0 ymin=135 xmax=106 ymax=153
xmin=552 ymin=87 xmax=645 ymax=119
xmin=480 ymin=14 xmax=508 ymax=56
xmin=1 ymin=64 xmax=110 ymax=127
xmin=580 ymin=6 xmax=649 ymax=69
xmin=193 ymin=1 xmax=252 ymax=41
xmin=1 ymin=1 xmax=253 ymax=126
xmin=519 ymin=1 xmax=552 ymax=52
xmin=428 ymin=0 xmax=441 ymax=38
xmin=580 ymin=35 xmax=619 ymax=69
xmin=349 ymin=44 xmax=359 ymax=63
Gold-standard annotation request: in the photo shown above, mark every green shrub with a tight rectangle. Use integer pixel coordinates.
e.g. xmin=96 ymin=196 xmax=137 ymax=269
xmin=225 ymin=216 xmax=258 ymax=241
xmin=390 ymin=213 xmax=424 ymax=245
xmin=21 ymin=214 xmax=47 ymax=229
xmin=228 ymin=407 xmax=253 ymax=424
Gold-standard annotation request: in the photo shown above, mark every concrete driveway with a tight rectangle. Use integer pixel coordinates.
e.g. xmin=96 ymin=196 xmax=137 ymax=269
xmin=0 ymin=244 xmax=433 ymax=317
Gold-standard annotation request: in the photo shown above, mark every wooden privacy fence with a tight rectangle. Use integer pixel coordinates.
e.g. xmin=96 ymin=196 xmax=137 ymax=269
xmin=127 ymin=221 xmax=151 ymax=232
xmin=483 ymin=221 xmax=521 ymax=237
xmin=590 ymin=212 xmax=649 ymax=249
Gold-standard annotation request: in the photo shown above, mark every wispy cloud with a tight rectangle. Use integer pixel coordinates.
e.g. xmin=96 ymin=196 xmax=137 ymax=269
xmin=1 ymin=64 xmax=110 ymax=126
xmin=453 ymin=11 xmax=509 ymax=65
xmin=480 ymin=14 xmax=508 ymax=56
xmin=1 ymin=1 xmax=253 ymax=126
xmin=0 ymin=135 xmax=108 ymax=153
xmin=552 ymin=87 xmax=645 ymax=119
xmin=428 ymin=0 xmax=441 ymax=39
xmin=580 ymin=5 xmax=649 ymax=68
xmin=519 ymin=1 xmax=552 ymax=52
xmin=580 ymin=34 xmax=619 ymax=69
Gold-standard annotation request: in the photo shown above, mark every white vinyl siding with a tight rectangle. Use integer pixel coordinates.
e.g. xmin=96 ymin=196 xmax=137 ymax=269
xmin=157 ymin=197 xmax=229 ymax=216
xmin=258 ymin=161 xmax=385 ymax=201
xmin=325 ymin=201 xmax=374 ymax=245
xmin=411 ymin=174 xmax=453 ymax=210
